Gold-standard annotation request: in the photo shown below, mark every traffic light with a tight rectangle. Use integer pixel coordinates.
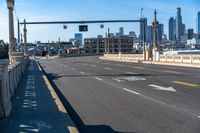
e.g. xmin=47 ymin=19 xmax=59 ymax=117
xmin=79 ymin=25 xmax=88 ymax=32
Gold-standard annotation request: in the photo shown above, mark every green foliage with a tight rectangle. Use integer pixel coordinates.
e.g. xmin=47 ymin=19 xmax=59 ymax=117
xmin=0 ymin=40 xmax=8 ymax=59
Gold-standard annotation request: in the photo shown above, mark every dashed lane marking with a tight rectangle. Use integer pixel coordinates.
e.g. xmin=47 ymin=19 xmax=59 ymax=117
xmin=80 ymin=71 xmax=86 ymax=75
xmin=134 ymin=66 xmax=144 ymax=69
xmin=122 ymin=88 xmax=141 ymax=95
xmin=94 ymin=77 xmax=103 ymax=81
xmin=173 ymin=81 xmax=199 ymax=87
xmin=163 ymin=70 xmax=180 ymax=74
xmin=104 ymin=67 xmax=113 ymax=70
xmin=90 ymin=65 xmax=96 ymax=67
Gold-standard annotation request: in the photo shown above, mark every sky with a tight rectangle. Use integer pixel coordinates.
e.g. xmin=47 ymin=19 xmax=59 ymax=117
xmin=0 ymin=0 xmax=199 ymax=43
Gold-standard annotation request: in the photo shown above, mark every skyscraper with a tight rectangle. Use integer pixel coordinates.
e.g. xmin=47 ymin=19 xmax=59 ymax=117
xmin=176 ymin=7 xmax=183 ymax=40
xmin=146 ymin=26 xmax=153 ymax=43
xmin=157 ymin=24 xmax=164 ymax=43
xmin=197 ymin=12 xmax=200 ymax=34
xmin=140 ymin=17 xmax=147 ymax=43
xmin=119 ymin=27 xmax=124 ymax=36
xmin=75 ymin=33 xmax=83 ymax=45
xmin=187 ymin=29 xmax=194 ymax=39
xmin=169 ymin=17 xmax=176 ymax=41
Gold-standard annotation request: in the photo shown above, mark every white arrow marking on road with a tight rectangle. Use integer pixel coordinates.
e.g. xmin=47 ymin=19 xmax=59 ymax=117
xmin=112 ymin=78 xmax=125 ymax=83
xmin=149 ymin=85 xmax=176 ymax=92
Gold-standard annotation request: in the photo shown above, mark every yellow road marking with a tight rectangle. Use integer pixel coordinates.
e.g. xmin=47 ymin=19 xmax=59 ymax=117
xmin=126 ymin=72 xmax=138 ymax=75
xmin=164 ymin=70 xmax=180 ymax=74
xmin=173 ymin=81 xmax=199 ymax=87
xmin=104 ymin=67 xmax=113 ymax=70
xmin=90 ymin=65 xmax=96 ymax=67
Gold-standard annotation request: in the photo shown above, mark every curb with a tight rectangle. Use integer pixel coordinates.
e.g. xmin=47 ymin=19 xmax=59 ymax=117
xmin=35 ymin=60 xmax=79 ymax=133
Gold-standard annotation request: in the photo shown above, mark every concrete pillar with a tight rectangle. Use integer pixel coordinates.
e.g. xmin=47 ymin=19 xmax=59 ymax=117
xmin=23 ymin=19 xmax=27 ymax=56
xmin=7 ymin=0 xmax=15 ymax=61
xmin=152 ymin=9 xmax=159 ymax=49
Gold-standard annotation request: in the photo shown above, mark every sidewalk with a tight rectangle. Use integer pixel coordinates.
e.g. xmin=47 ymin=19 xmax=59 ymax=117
xmin=0 ymin=60 xmax=78 ymax=133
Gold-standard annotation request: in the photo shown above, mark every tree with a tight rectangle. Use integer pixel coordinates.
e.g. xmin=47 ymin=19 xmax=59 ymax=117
xmin=0 ymin=40 xmax=8 ymax=59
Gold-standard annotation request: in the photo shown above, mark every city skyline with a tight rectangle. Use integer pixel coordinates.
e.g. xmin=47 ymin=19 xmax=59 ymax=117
xmin=0 ymin=0 xmax=199 ymax=42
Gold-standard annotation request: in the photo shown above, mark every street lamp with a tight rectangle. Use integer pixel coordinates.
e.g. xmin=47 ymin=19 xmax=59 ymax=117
xmin=7 ymin=0 xmax=14 ymax=9
xmin=7 ymin=0 xmax=15 ymax=60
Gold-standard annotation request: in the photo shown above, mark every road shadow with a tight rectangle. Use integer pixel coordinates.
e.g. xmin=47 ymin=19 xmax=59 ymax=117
xmin=44 ymin=70 xmax=135 ymax=133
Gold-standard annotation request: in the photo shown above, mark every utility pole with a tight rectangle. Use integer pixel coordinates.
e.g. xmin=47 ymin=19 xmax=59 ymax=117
xmin=17 ymin=19 xmax=20 ymax=46
xmin=20 ymin=33 xmax=23 ymax=52
xmin=58 ymin=37 xmax=61 ymax=56
xmin=23 ymin=19 xmax=27 ymax=55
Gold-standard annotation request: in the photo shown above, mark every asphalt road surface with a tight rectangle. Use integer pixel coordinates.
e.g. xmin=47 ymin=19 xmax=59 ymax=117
xmin=38 ymin=56 xmax=200 ymax=133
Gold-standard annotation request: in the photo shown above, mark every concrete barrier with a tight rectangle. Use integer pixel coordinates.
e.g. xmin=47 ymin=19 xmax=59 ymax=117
xmin=0 ymin=54 xmax=29 ymax=118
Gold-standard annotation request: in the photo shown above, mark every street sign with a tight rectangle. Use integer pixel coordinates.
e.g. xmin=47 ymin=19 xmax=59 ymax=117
xmin=79 ymin=25 xmax=88 ymax=32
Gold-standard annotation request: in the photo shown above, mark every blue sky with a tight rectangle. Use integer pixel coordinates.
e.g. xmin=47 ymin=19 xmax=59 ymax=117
xmin=0 ymin=0 xmax=199 ymax=42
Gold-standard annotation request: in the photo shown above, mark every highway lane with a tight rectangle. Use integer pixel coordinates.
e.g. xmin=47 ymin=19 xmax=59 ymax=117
xmin=38 ymin=56 xmax=200 ymax=133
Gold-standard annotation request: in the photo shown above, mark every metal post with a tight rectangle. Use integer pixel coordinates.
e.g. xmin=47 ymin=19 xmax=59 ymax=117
xmin=48 ymin=40 xmax=50 ymax=57
xmin=23 ymin=19 xmax=27 ymax=55
xmin=17 ymin=19 xmax=20 ymax=46
xmin=58 ymin=37 xmax=61 ymax=56
xmin=20 ymin=33 xmax=23 ymax=52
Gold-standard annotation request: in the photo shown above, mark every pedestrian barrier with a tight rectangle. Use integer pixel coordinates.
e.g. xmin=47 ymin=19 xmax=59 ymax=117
xmin=104 ymin=54 xmax=200 ymax=64
xmin=0 ymin=55 xmax=29 ymax=118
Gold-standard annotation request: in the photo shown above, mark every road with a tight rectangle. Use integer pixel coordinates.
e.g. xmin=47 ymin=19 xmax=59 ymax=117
xmin=38 ymin=56 xmax=200 ymax=133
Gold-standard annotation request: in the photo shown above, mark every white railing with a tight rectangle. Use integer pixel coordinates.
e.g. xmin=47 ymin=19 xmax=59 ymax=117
xmin=0 ymin=56 xmax=29 ymax=118
xmin=159 ymin=54 xmax=200 ymax=64
xmin=104 ymin=53 xmax=200 ymax=64
xmin=105 ymin=54 xmax=144 ymax=61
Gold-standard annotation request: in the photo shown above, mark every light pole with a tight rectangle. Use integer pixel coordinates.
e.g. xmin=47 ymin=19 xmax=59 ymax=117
xmin=7 ymin=0 xmax=15 ymax=60
xmin=23 ymin=19 xmax=27 ymax=55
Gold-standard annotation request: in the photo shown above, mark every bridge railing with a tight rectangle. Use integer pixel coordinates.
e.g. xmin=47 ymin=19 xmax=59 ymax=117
xmin=0 ymin=55 xmax=29 ymax=118
xmin=104 ymin=53 xmax=200 ymax=64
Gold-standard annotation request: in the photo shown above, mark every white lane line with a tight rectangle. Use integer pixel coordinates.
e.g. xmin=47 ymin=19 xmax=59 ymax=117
xmin=198 ymin=116 xmax=200 ymax=118
xmin=94 ymin=77 xmax=103 ymax=81
xmin=112 ymin=78 xmax=125 ymax=83
xmin=71 ymin=68 xmax=75 ymax=71
xmin=122 ymin=88 xmax=141 ymax=95
xmin=80 ymin=71 xmax=86 ymax=75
